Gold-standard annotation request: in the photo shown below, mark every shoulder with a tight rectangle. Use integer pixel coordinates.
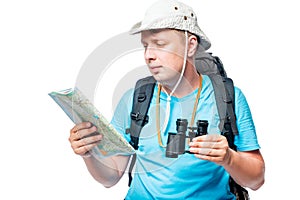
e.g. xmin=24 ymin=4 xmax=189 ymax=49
xmin=233 ymin=86 xmax=253 ymax=119
xmin=201 ymin=75 xmax=214 ymax=93
xmin=233 ymin=86 xmax=249 ymax=108
xmin=118 ymin=88 xmax=135 ymax=109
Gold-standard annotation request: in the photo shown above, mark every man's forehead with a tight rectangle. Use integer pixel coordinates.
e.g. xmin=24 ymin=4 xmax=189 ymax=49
xmin=141 ymin=29 xmax=182 ymax=39
xmin=141 ymin=29 xmax=176 ymax=43
xmin=142 ymin=29 xmax=171 ymax=35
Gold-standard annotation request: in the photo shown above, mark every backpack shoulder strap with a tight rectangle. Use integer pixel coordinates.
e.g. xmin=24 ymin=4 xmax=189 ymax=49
xmin=223 ymin=77 xmax=238 ymax=149
xmin=128 ymin=76 xmax=156 ymax=149
xmin=210 ymin=74 xmax=238 ymax=148
xmin=204 ymin=55 xmax=249 ymax=199
xmin=195 ymin=53 xmax=238 ymax=142
xmin=127 ymin=75 xmax=156 ymax=186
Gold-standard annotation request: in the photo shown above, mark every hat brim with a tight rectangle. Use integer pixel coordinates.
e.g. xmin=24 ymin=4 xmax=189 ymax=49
xmin=129 ymin=17 xmax=211 ymax=50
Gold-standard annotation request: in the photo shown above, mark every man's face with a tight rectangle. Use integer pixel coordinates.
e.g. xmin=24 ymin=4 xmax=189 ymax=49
xmin=141 ymin=29 xmax=186 ymax=85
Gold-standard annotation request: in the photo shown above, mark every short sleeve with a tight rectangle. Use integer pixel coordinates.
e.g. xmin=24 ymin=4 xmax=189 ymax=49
xmin=234 ymin=87 xmax=261 ymax=151
xmin=110 ymin=89 xmax=134 ymax=143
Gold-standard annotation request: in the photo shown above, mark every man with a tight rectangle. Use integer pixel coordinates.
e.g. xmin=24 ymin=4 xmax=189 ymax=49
xmin=68 ymin=0 xmax=265 ymax=199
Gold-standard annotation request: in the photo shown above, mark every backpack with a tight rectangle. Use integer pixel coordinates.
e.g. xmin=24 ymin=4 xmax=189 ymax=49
xmin=126 ymin=52 xmax=249 ymax=199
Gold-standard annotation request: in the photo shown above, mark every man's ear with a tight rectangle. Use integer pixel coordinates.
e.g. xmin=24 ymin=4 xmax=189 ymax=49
xmin=187 ymin=35 xmax=198 ymax=57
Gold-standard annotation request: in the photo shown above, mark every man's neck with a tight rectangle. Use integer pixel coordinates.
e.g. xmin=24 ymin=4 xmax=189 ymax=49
xmin=162 ymin=70 xmax=200 ymax=98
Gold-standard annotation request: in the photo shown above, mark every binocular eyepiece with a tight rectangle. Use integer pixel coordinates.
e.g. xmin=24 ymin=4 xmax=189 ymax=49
xmin=166 ymin=119 xmax=208 ymax=158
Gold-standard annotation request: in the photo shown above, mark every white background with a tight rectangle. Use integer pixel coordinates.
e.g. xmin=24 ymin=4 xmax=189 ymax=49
xmin=1 ymin=0 xmax=299 ymax=199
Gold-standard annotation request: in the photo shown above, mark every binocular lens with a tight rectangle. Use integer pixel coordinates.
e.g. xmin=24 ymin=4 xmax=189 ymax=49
xmin=166 ymin=119 xmax=209 ymax=158
xmin=176 ymin=119 xmax=188 ymax=132
xmin=197 ymin=120 xmax=208 ymax=136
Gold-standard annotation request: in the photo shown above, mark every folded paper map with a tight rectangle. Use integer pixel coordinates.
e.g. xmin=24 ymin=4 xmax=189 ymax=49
xmin=49 ymin=88 xmax=135 ymax=158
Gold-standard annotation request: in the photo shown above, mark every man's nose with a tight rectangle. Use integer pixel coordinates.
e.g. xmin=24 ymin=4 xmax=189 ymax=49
xmin=144 ymin=47 xmax=156 ymax=62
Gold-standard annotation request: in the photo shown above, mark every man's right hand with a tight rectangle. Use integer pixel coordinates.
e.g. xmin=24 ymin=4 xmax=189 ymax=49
xmin=69 ymin=122 xmax=103 ymax=157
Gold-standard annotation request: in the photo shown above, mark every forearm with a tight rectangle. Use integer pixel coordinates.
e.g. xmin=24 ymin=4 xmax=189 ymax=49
xmin=223 ymin=149 xmax=265 ymax=190
xmin=83 ymin=154 xmax=130 ymax=188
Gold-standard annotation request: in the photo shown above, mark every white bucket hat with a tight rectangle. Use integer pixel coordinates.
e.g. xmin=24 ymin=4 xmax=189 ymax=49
xmin=130 ymin=0 xmax=211 ymax=50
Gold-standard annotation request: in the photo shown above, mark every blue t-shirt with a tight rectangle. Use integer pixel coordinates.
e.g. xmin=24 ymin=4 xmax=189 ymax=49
xmin=111 ymin=75 xmax=260 ymax=200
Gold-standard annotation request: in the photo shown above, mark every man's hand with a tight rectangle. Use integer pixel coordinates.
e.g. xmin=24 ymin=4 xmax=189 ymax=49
xmin=189 ymin=134 xmax=232 ymax=166
xmin=69 ymin=122 xmax=103 ymax=157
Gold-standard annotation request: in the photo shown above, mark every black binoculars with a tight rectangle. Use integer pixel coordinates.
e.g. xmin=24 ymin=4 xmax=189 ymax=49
xmin=166 ymin=118 xmax=208 ymax=158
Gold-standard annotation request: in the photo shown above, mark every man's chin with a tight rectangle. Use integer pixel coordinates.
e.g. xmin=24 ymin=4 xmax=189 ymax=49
xmin=151 ymin=75 xmax=170 ymax=86
xmin=151 ymin=74 xmax=163 ymax=82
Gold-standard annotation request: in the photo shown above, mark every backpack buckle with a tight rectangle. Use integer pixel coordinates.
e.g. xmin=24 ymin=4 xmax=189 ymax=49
xmin=138 ymin=93 xmax=146 ymax=102
xmin=131 ymin=112 xmax=140 ymax=120
xmin=130 ymin=112 xmax=149 ymax=124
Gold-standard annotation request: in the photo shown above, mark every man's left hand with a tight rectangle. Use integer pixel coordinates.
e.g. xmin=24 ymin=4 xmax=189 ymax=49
xmin=189 ymin=134 xmax=232 ymax=166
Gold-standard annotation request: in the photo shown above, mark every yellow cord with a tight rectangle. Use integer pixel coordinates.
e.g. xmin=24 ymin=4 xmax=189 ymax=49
xmin=156 ymin=75 xmax=203 ymax=148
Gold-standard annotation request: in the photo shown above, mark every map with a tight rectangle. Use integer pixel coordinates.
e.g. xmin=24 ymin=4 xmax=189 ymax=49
xmin=49 ymin=87 xmax=135 ymax=158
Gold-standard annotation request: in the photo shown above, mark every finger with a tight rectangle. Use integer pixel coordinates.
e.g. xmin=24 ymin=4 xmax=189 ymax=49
xmin=73 ymin=142 xmax=99 ymax=156
xmin=189 ymin=147 xmax=222 ymax=157
xmin=70 ymin=122 xmax=92 ymax=134
xmin=192 ymin=134 xmax=222 ymax=142
xmin=79 ymin=125 xmax=98 ymax=139
xmin=78 ymin=134 xmax=103 ymax=147
xmin=194 ymin=154 xmax=224 ymax=163
xmin=71 ymin=133 xmax=102 ymax=150
xmin=69 ymin=125 xmax=97 ymax=142
xmin=189 ymin=141 xmax=221 ymax=149
xmin=71 ymin=134 xmax=102 ymax=155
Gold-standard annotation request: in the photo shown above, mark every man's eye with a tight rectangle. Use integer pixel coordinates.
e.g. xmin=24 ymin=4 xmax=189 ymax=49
xmin=156 ymin=42 xmax=166 ymax=46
